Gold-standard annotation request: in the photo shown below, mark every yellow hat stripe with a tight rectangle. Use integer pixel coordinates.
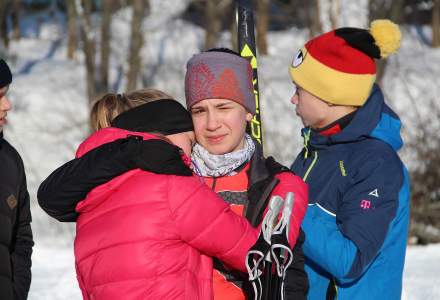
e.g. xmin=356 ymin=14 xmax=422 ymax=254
xmin=290 ymin=48 xmax=375 ymax=106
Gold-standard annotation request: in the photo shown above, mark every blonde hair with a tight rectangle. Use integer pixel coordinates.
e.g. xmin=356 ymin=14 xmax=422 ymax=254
xmin=90 ymin=88 xmax=173 ymax=132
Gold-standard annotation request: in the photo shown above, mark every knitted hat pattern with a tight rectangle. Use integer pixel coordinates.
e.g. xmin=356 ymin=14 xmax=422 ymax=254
xmin=185 ymin=51 xmax=255 ymax=114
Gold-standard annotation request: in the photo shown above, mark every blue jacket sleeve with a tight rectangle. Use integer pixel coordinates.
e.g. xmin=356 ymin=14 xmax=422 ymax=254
xmin=302 ymin=153 xmax=403 ymax=283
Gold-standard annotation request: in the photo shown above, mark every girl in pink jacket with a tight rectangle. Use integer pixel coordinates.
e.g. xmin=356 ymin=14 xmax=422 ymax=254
xmin=73 ymin=92 xmax=259 ymax=300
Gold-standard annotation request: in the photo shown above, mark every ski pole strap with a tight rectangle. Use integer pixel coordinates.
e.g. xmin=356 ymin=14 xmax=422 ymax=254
xmin=277 ymin=193 xmax=294 ymax=238
xmin=237 ymin=0 xmax=263 ymax=148
xmin=270 ymin=192 xmax=295 ymax=276
xmin=246 ymin=234 xmax=270 ymax=300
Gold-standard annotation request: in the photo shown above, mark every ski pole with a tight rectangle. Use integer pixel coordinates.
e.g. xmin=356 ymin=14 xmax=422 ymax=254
xmin=246 ymin=195 xmax=284 ymax=300
xmin=261 ymin=196 xmax=283 ymax=300
xmin=270 ymin=192 xmax=295 ymax=300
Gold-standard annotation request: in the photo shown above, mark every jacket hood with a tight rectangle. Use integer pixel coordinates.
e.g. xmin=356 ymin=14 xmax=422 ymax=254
xmin=305 ymin=84 xmax=403 ymax=151
xmin=76 ymin=127 xmax=159 ymax=157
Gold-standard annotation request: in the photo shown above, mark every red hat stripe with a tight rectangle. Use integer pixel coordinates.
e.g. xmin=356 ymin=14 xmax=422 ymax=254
xmin=306 ymin=31 xmax=376 ymax=74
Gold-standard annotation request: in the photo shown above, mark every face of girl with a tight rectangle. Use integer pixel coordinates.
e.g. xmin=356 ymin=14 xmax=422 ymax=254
xmin=190 ymin=99 xmax=252 ymax=155
xmin=166 ymin=131 xmax=196 ymax=156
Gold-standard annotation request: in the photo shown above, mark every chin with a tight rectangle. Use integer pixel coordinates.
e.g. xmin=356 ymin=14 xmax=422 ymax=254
xmin=203 ymin=144 xmax=231 ymax=155
xmin=207 ymin=148 xmax=228 ymax=155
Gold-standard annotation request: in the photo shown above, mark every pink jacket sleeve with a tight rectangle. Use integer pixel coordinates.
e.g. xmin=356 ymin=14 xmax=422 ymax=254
xmin=167 ymin=175 xmax=259 ymax=273
xmin=270 ymin=173 xmax=309 ymax=247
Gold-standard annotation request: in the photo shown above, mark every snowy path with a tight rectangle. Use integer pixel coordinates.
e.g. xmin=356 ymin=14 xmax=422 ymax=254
xmin=401 ymin=244 xmax=440 ymax=300
xmin=29 ymin=244 xmax=81 ymax=299
xmin=28 ymin=243 xmax=440 ymax=300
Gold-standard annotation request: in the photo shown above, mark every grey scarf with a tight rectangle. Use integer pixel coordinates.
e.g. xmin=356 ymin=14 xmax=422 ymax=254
xmin=191 ymin=134 xmax=255 ymax=177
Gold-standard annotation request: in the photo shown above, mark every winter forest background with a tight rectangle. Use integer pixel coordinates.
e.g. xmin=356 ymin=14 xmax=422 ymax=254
xmin=1 ymin=0 xmax=440 ymax=299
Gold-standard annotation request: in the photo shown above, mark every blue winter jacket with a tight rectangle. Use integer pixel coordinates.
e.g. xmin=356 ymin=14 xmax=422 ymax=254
xmin=290 ymin=84 xmax=410 ymax=300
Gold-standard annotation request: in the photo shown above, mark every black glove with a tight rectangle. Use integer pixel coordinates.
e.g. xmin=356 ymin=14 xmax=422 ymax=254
xmin=128 ymin=136 xmax=193 ymax=176
xmin=265 ymin=156 xmax=290 ymax=176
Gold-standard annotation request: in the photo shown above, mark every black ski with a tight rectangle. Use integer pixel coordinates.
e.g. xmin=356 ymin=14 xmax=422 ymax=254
xmin=237 ymin=0 xmax=263 ymax=150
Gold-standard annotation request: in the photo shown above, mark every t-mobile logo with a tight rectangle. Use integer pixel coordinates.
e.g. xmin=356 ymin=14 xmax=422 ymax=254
xmin=360 ymin=200 xmax=371 ymax=210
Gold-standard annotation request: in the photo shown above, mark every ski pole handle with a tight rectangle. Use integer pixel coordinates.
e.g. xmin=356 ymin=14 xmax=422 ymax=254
xmin=262 ymin=195 xmax=284 ymax=244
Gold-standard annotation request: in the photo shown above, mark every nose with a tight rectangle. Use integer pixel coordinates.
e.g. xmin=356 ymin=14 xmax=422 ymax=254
xmin=290 ymin=93 xmax=299 ymax=105
xmin=0 ymin=96 xmax=12 ymax=111
xmin=206 ymin=111 xmax=221 ymax=131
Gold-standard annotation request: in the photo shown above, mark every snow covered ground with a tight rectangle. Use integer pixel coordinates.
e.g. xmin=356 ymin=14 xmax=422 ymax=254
xmin=402 ymin=244 xmax=440 ymax=300
xmin=28 ymin=243 xmax=440 ymax=299
xmin=2 ymin=1 xmax=440 ymax=299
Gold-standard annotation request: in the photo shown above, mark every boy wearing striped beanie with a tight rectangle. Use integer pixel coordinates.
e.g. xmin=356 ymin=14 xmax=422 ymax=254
xmin=288 ymin=20 xmax=410 ymax=300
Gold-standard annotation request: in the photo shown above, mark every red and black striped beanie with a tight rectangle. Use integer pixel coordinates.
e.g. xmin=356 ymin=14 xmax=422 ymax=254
xmin=289 ymin=19 xmax=401 ymax=106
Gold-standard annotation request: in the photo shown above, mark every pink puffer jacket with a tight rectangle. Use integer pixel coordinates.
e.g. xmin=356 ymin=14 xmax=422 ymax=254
xmin=73 ymin=128 xmax=259 ymax=300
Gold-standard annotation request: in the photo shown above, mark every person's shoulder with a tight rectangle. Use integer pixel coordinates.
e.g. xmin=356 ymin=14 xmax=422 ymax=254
xmin=0 ymin=137 xmax=24 ymax=165
xmin=349 ymin=137 xmax=401 ymax=165
xmin=133 ymin=172 xmax=204 ymax=193
xmin=347 ymin=138 xmax=404 ymax=183
xmin=168 ymin=173 xmax=205 ymax=190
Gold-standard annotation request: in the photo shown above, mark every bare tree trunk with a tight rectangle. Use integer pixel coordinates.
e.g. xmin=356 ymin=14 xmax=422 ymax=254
xmin=204 ymin=0 xmax=222 ymax=50
xmin=433 ymin=0 xmax=440 ymax=47
xmin=76 ymin=0 xmax=97 ymax=104
xmin=126 ymin=0 xmax=148 ymax=92
xmin=308 ymin=0 xmax=323 ymax=38
xmin=11 ymin=0 xmax=20 ymax=40
xmin=256 ymin=0 xmax=269 ymax=55
xmin=230 ymin=13 xmax=238 ymax=52
xmin=368 ymin=0 xmax=404 ymax=86
xmin=0 ymin=1 xmax=9 ymax=49
xmin=329 ymin=0 xmax=340 ymax=29
xmin=228 ymin=1 xmax=237 ymax=52
xmin=67 ymin=0 xmax=77 ymax=59
xmin=100 ymin=0 xmax=113 ymax=92
xmin=49 ymin=0 xmax=58 ymax=16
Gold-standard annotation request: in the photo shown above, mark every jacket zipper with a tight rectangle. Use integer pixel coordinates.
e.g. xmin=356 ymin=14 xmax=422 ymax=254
xmin=303 ymin=151 xmax=318 ymax=182
xmin=303 ymin=129 xmax=312 ymax=159
xmin=211 ymin=177 xmax=217 ymax=191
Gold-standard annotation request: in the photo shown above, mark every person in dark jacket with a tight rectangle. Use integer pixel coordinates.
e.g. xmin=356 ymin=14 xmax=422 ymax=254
xmin=288 ymin=20 xmax=410 ymax=299
xmin=0 ymin=59 xmax=34 ymax=300
xmin=38 ymin=49 xmax=310 ymax=300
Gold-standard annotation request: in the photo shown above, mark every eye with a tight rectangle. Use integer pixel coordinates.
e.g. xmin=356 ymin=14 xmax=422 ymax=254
xmin=292 ymin=49 xmax=304 ymax=68
xmin=191 ymin=108 xmax=204 ymax=115
xmin=292 ymin=85 xmax=298 ymax=96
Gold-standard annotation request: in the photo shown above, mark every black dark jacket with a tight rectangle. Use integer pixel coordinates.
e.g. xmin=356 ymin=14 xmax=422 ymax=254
xmin=37 ymin=136 xmax=308 ymax=299
xmin=0 ymin=133 xmax=33 ymax=300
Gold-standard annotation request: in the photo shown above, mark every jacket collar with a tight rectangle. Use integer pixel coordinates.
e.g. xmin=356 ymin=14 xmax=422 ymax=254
xmin=247 ymin=139 xmax=270 ymax=187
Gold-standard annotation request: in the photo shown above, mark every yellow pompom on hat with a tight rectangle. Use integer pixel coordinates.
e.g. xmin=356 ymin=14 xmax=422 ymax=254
xmin=289 ymin=19 xmax=401 ymax=106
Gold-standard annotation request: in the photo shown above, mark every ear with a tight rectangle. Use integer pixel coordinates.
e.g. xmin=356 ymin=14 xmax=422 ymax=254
xmin=245 ymin=112 xmax=253 ymax=122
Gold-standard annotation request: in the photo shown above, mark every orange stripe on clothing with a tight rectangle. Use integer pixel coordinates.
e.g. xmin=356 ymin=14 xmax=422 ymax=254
xmin=202 ymin=163 xmax=251 ymax=298
xmin=213 ymin=270 xmax=245 ymax=300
